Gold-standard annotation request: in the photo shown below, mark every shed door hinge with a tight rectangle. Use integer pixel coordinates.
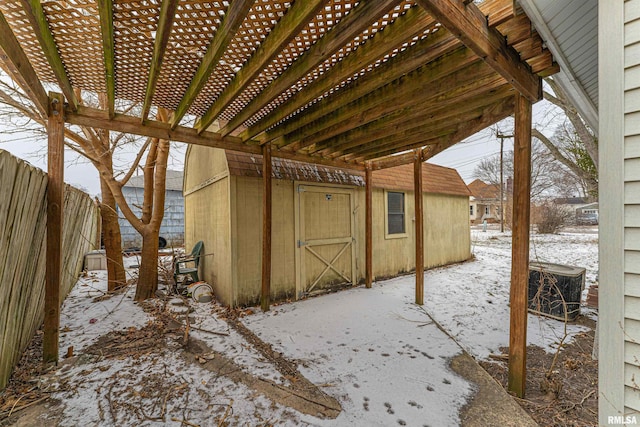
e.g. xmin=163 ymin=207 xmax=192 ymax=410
xmin=297 ymin=240 xmax=306 ymax=248
xmin=297 ymin=186 xmax=305 ymax=193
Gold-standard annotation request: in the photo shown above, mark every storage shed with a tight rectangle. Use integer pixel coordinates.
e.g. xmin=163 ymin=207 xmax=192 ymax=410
xmin=184 ymin=146 xmax=471 ymax=307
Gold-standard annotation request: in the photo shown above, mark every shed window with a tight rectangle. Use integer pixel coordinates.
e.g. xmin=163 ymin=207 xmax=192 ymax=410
xmin=387 ymin=192 xmax=405 ymax=234
xmin=470 ymin=205 xmax=474 ymax=216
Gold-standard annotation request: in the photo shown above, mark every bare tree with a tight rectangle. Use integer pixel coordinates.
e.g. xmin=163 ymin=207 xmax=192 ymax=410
xmin=0 ymin=74 xmax=169 ymax=300
xmin=533 ymin=77 xmax=598 ymax=198
xmin=473 ymin=140 xmax=573 ymax=201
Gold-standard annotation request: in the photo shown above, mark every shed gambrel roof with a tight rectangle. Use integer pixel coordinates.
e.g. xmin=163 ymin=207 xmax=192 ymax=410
xmin=226 ymin=150 xmax=470 ymax=197
xmin=0 ymin=0 xmax=558 ymax=171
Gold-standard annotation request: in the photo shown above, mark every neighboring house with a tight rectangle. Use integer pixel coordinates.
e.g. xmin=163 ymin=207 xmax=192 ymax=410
xmin=117 ymin=170 xmax=185 ymax=248
xmin=553 ymin=197 xmax=598 ymax=224
xmin=521 ymin=0 xmax=638 ymax=422
xmin=184 ymin=147 xmax=471 ymax=307
xmin=467 ymin=179 xmax=501 ymax=223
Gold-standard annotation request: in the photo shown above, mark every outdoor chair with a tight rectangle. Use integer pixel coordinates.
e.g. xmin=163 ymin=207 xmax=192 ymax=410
xmin=174 ymin=241 xmax=204 ymax=284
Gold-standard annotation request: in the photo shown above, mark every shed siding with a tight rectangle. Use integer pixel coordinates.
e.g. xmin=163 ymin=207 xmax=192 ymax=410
xmin=624 ymin=0 xmax=640 ymax=416
xmin=184 ymin=146 xmax=232 ymax=305
xmin=184 ymin=147 xmax=470 ymax=307
xmin=232 ymin=176 xmax=296 ymax=306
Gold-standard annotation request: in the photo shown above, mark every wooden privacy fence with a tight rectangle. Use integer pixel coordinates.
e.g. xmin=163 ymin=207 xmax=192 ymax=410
xmin=0 ymin=150 xmax=99 ymax=390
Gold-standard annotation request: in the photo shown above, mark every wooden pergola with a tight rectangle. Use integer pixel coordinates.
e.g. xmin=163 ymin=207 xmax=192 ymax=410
xmin=0 ymin=0 xmax=558 ymax=398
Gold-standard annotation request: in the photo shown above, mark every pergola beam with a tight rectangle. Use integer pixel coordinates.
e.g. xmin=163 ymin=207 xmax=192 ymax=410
xmin=195 ymin=0 xmax=327 ymax=133
xmin=415 ymin=0 xmax=541 ymax=102
xmin=287 ymin=52 xmax=485 ymax=151
xmin=97 ymin=0 xmax=115 ymax=118
xmin=369 ymin=96 xmax=515 ymax=167
xmin=141 ymin=0 xmax=180 ymax=122
xmin=170 ymin=0 xmax=254 ymax=129
xmin=251 ymin=30 xmax=461 ymax=145
xmin=240 ymin=6 xmax=437 ymax=141
xmin=65 ymin=106 xmax=261 ymax=153
xmin=0 ymin=10 xmax=48 ymax=117
xmin=21 ymin=0 xmax=78 ymax=110
xmin=317 ymin=76 xmax=510 ymax=157
xmin=218 ymin=0 xmax=401 ymax=137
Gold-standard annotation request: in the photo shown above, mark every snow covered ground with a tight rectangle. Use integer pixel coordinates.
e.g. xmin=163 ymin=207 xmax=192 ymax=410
xmin=20 ymin=226 xmax=597 ymax=426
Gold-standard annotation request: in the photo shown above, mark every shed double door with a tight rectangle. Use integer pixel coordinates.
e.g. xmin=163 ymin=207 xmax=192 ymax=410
xmin=295 ymin=184 xmax=356 ymax=298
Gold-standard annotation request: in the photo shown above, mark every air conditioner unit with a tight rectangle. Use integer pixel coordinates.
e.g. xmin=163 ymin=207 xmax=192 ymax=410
xmin=528 ymin=262 xmax=586 ymax=321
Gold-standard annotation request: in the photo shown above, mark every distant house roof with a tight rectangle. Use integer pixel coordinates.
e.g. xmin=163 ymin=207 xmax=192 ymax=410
xmin=125 ymin=170 xmax=184 ymax=192
xmin=225 ymin=151 xmax=470 ymax=197
xmin=554 ymin=197 xmax=590 ymax=205
xmin=467 ymin=179 xmax=500 ymax=200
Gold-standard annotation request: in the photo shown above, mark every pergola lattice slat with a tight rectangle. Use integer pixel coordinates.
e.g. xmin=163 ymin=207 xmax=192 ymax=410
xmin=20 ymin=0 xmax=78 ymax=110
xmin=239 ymin=5 xmax=437 ymax=142
xmin=97 ymin=0 xmax=115 ymax=117
xmin=0 ymin=9 xmax=47 ymax=116
xmin=170 ymin=0 xmax=255 ymax=129
xmin=217 ymin=0 xmax=401 ymax=137
xmin=140 ymin=0 xmax=180 ymax=123
xmin=195 ymin=0 xmax=327 ymax=134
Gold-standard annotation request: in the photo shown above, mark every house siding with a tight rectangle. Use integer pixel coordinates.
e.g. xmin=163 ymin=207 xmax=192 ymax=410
xmin=600 ymin=0 xmax=640 ymax=420
xmin=118 ymin=187 xmax=185 ymax=248
xmin=625 ymin=0 xmax=640 ymax=416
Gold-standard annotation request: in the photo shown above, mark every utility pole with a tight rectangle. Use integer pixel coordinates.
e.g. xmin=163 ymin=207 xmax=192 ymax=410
xmin=496 ymin=132 xmax=513 ymax=233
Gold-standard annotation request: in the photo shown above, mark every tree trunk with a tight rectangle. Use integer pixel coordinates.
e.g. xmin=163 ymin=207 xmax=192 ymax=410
xmin=100 ymin=176 xmax=126 ymax=291
xmin=135 ymin=230 xmax=159 ymax=300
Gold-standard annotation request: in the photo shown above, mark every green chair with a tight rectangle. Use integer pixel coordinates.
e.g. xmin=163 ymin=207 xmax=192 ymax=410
xmin=174 ymin=241 xmax=204 ymax=284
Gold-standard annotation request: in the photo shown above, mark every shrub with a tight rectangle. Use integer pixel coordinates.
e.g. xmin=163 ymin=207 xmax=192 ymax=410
xmin=536 ymin=201 xmax=573 ymax=234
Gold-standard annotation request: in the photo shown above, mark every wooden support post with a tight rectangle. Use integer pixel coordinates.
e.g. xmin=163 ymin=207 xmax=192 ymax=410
xmin=365 ymin=163 xmax=373 ymax=288
xmin=44 ymin=92 xmax=64 ymax=364
xmin=261 ymin=143 xmax=272 ymax=312
xmin=414 ymin=149 xmax=424 ymax=305
xmin=508 ymin=94 xmax=532 ymax=398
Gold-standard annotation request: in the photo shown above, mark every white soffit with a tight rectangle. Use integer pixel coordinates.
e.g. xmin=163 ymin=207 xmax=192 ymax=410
xmin=519 ymin=0 xmax=599 ymax=134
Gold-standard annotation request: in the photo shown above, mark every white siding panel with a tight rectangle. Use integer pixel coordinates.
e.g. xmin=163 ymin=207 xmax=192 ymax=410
xmin=626 ymin=318 xmax=640 ymax=345
xmin=626 ymin=363 xmax=640 ymax=389
xmin=628 ymin=273 xmax=640 ymax=297
xmin=628 ymin=134 xmax=640 ymax=158
xmin=626 ymin=341 xmax=640 ymax=365
xmin=627 ymin=111 xmax=640 ymax=136
xmin=628 ymin=295 xmax=640 ymax=320
xmin=626 ymin=65 xmax=640 ymax=91
xmin=627 ymin=229 xmax=640 ymax=250
xmin=628 ymin=19 xmax=640 ymax=45
xmin=627 ymin=205 xmax=640 ymax=227
xmin=626 ymin=87 xmax=640 ymax=113
xmin=626 ymin=158 xmax=640 ymax=181
xmin=627 ymin=251 xmax=640 ymax=275
xmin=626 ymin=42 xmax=640 ymax=68
xmin=626 ymin=1 xmax=640 ymax=22
xmin=627 ymin=183 xmax=640 ymax=203
xmin=626 ymin=384 xmax=640 ymax=413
